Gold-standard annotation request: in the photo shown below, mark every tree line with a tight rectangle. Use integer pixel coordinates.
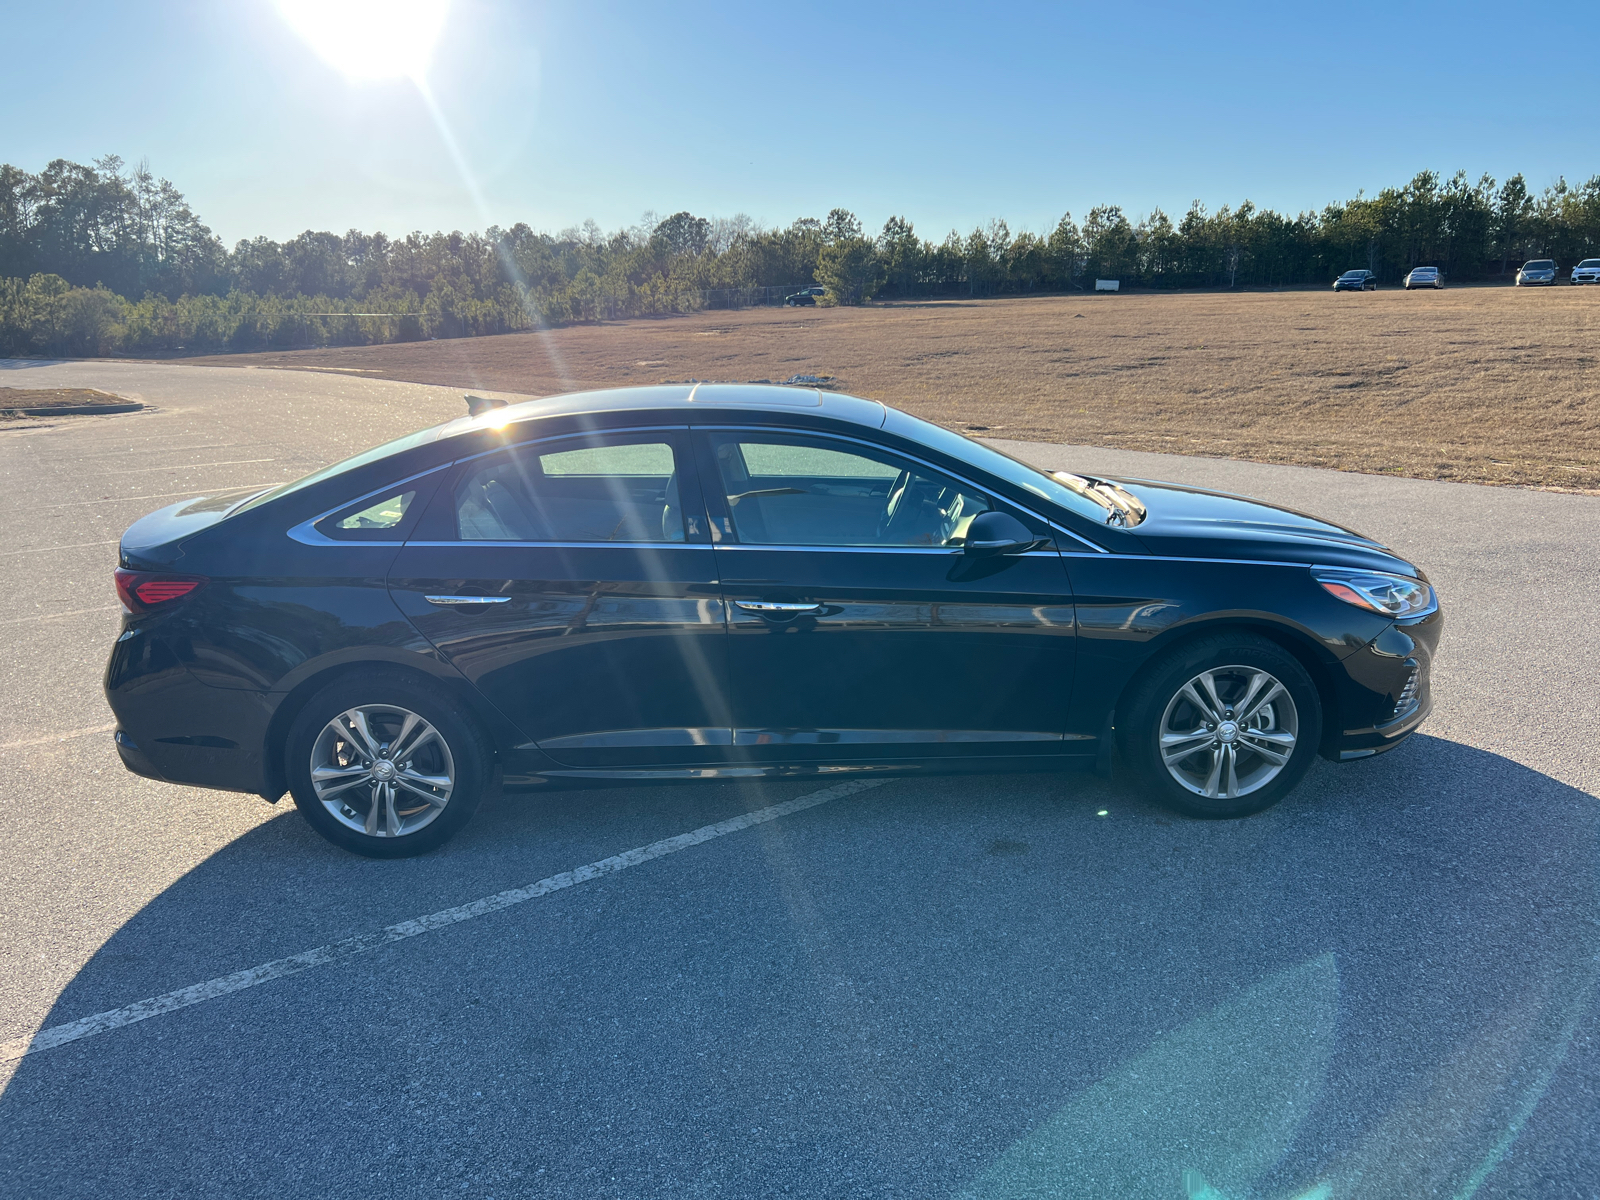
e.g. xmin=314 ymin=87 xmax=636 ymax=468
xmin=3 ymin=155 xmax=1598 ymax=357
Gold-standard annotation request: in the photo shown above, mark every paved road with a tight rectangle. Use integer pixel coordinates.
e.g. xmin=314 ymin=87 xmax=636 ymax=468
xmin=1 ymin=359 xmax=1596 ymax=1199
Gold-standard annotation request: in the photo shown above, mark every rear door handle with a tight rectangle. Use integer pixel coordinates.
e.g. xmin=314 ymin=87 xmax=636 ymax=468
xmin=733 ymin=600 xmax=824 ymax=615
xmin=425 ymin=595 xmax=512 ymax=606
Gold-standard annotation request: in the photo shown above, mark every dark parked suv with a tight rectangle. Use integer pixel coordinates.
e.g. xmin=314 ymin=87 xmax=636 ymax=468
xmin=107 ymin=385 xmax=1441 ymax=855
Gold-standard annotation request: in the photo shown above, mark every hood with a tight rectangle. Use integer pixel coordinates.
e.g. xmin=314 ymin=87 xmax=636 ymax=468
xmin=1107 ymin=477 xmax=1420 ymax=573
xmin=119 ymin=487 xmax=266 ymax=566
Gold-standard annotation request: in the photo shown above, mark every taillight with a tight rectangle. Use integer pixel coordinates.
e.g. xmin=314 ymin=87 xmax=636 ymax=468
xmin=114 ymin=568 xmax=207 ymax=613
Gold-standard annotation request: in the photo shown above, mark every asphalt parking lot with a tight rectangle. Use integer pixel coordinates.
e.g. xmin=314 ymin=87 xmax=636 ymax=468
xmin=1 ymin=358 xmax=1597 ymax=1199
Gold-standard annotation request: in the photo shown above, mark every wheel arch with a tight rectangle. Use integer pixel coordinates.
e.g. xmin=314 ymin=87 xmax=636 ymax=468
xmin=258 ymin=653 xmax=516 ymax=801
xmin=1110 ymin=617 xmax=1343 ymax=759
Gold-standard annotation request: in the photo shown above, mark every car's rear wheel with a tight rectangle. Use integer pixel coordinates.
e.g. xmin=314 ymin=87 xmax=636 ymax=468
xmin=1121 ymin=634 xmax=1322 ymax=819
xmin=286 ymin=673 xmax=491 ymax=857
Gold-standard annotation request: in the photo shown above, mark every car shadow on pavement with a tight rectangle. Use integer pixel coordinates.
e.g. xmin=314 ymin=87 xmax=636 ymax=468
xmin=3 ymin=735 xmax=1598 ymax=1200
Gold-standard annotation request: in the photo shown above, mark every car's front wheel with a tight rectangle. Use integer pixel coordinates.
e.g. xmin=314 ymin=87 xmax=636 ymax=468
xmin=1121 ymin=634 xmax=1323 ymax=819
xmin=286 ymin=673 xmax=492 ymax=857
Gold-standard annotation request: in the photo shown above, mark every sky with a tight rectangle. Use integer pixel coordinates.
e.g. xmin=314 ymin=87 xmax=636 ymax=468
xmin=7 ymin=1 xmax=1599 ymax=246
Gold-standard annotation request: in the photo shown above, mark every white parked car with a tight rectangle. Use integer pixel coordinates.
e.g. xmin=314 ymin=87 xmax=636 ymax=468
xmin=1403 ymin=267 xmax=1443 ymax=290
xmin=1571 ymin=259 xmax=1600 ymax=285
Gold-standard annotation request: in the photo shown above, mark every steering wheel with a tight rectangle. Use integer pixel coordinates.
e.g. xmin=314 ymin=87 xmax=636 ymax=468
xmin=876 ymin=469 xmax=912 ymax=539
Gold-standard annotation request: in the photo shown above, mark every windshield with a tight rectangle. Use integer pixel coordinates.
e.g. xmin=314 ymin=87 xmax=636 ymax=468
xmin=1579 ymin=260 xmax=1600 ymax=269
xmin=885 ymin=409 xmax=1140 ymax=526
xmin=1524 ymin=261 xmax=1554 ymax=270
xmin=1339 ymin=271 xmax=1364 ymax=278
xmin=230 ymin=422 xmax=451 ymax=515
xmin=1411 ymin=267 xmax=1436 ymax=274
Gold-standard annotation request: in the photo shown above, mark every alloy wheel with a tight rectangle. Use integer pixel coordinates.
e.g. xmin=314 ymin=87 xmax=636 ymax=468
xmin=1157 ymin=665 xmax=1299 ymax=799
xmin=309 ymin=704 xmax=456 ymax=838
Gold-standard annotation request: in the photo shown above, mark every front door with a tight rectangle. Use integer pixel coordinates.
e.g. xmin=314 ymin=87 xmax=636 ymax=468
xmin=696 ymin=428 xmax=1079 ymax=764
xmin=388 ymin=430 xmax=731 ymax=767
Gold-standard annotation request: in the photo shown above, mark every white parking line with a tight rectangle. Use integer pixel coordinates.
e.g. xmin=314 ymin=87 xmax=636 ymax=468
xmin=23 ymin=483 xmax=282 ymax=511
xmin=0 ymin=540 xmax=118 ymax=556
xmin=0 ymin=777 xmax=887 ymax=1063
xmin=0 ymin=722 xmax=118 ymax=752
xmin=0 ymin=605 xmax=121 ymax=626
xmin=100 ymin=458 xmax=276 ymax=475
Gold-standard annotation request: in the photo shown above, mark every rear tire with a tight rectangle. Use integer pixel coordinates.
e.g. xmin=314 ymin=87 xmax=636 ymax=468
xmin=286 ymin=672 xmax=492 ymax=857
xmin=1120 ymin=634 xmax=1322 ymax=819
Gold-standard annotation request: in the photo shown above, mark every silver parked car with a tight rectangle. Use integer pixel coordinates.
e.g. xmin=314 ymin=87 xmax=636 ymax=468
xmin=1516 ymin=259 xmax=1558 ymax=286
xmin=1571 ymin=259 xmax=1600 ymax=285
xmin=1403 ymin=266 xmax=1443 ymax=290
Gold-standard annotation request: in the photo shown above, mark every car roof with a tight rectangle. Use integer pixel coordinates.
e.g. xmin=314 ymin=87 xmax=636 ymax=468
xmin=438 ymin=383 xmax=889 ymax=439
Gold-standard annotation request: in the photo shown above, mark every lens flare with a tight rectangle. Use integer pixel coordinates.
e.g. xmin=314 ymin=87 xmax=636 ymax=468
xmin=278 ymin=0 xmax=449 ymax=82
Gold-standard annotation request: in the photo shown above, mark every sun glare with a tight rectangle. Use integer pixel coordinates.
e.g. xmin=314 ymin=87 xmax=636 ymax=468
xmin=278 ymin=0 xmax=449 ymax=82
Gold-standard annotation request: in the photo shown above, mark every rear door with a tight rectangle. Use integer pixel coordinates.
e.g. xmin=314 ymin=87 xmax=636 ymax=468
xmin=387 ymin=428 xmax=732 ymax=767
xmin=696 ymin=427 xmax=1079 ymax=764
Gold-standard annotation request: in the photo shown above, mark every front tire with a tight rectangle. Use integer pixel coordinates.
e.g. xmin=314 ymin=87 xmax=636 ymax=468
xmin=286 ymin=673 xmax=492 ymax=857
xmin=1121 ymin=634 xmax=1322 ymax=819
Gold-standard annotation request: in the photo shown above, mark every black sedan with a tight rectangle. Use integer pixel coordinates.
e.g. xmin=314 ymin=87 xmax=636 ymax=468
xmin=1333 ymin=270 xmax=1378 ymax=291
xmin=106 ymin=385 xmax=1442 ymax=856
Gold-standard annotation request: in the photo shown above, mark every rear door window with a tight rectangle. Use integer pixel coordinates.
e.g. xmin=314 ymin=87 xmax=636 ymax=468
xmin=453 ymin=436 xmax=694 ymax=543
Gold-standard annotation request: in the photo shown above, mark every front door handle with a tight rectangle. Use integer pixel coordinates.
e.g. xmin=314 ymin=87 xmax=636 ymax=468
xmin=425 ymin=594 xmax=512 ymax=606
xmin=733 ymin=600 xmax=824 ymax=615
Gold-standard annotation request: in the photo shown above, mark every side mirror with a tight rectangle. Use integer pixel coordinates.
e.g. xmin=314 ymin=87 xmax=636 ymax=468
xmin=963 ymin=510 xmax=1040 ymax=558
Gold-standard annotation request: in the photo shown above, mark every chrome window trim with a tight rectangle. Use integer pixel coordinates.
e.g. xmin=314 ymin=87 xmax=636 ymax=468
xmin=286 ymin=464 xmax=450 ymax=548
xmin=693 ymin=423 xmax=1109 ymax=554
xmin=404 ymin=540 xmax=709 ymax=551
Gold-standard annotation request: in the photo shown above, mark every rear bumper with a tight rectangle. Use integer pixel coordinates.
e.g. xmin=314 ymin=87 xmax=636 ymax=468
xmin=105 ymin=626 xmax=276 ymax=797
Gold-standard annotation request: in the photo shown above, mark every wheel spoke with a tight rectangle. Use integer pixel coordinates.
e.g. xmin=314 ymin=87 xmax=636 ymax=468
xmin=363 ymin=784 xmax=381 ymax=834
xmin=389 ymin=713 xmax=435 ymax=763
xmin=336 ymin=712 xmax=381 ymax=760
xmin=1197 ymin=671 xmax=1228 ymax=719
xmin=384 ymin=783 xmax=401 ymax=837
xmin=1222 ymin=744 xmax=1239 ymax=797
xmin=1180 ymin=681 xmax=1221 ymax=724
xmin=1239 ymin=681 xmax=1286 ymax=724
xmin=1161 ymin=728 xmax=1214 ymax=763
xmin=313 ymin=772 xmax=371 ymax=800
xmin=1201 ymin=745 xmax=1224 ymax=796
xmin=1235 ymin=672 xmax=1271 ymax=717
xmin=394 ymin=773 xmax=450 ymax=807
xmin=1240 ymin=729 xmax=1294 ymax=766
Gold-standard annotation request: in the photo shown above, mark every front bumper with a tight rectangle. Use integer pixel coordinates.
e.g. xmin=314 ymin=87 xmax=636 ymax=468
xmin=1327 ymin=606 xmax=1443 ymax=761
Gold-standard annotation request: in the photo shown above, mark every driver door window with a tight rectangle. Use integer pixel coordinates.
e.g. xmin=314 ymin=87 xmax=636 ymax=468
xmin=709 ymin=433 xmax=990 ymax=548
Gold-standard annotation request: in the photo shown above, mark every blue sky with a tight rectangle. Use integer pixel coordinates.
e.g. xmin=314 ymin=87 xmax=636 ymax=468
xmin=8 ymin=1 xmax=1598 ymax=245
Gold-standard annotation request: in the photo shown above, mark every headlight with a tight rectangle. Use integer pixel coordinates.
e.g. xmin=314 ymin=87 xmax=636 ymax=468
xmin=1313 ymin=567 xmax=1436 ymax=617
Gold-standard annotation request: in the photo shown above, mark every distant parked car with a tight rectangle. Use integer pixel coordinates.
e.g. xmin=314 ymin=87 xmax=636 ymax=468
xmin=1570 ymin=259 xmax=1600 ymax=285
xmin=1333 ymin=270 xmax=1378 ymax=291
xmin=1403 ymin=266 xmax=1443 ymax=290
xmin=1516 ymin=260 xmax=1558 ymax=286
xmin=784 ymin=286 xmax=825 ymax=307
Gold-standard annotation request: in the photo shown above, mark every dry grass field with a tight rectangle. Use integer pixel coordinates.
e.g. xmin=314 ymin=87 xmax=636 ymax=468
xmin=181 ymin=286 xmax=1600 ymax=491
